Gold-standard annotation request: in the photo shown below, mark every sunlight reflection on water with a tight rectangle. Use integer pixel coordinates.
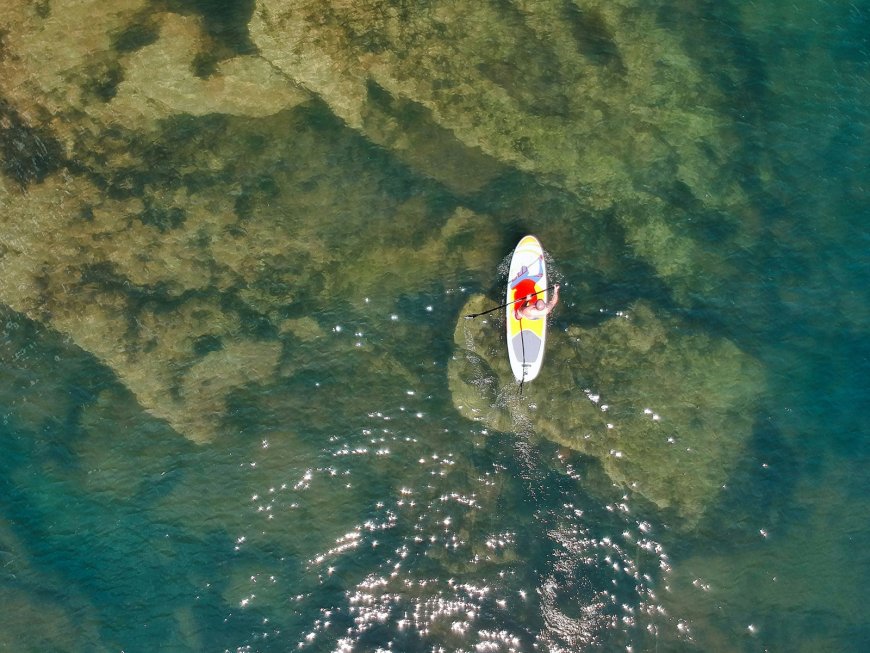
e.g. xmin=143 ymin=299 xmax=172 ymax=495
xmin=211 ymin=382 xmax=681 ymax=652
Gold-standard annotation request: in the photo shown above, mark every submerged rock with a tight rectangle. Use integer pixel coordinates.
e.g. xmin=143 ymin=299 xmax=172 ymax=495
xmin=108 ymin=12 xmax=311 ymax=124
xmin=0 ymin=0 xmax=506 ymax=446
xmin=0 ymin=1 xmax=308 ymax=142
xmin=449 ymin=295 xmax=765 ymax=523
xmin=250 ymin=0 xmax=759 ymax=298
xmin=0 ymin=105 xmax=502 ymax=443
xmin=0 ymin=0 xmax=762 ymax=448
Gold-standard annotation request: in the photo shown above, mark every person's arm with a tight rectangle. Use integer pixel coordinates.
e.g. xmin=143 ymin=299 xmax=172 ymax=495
xmin=547 ymin=284 xmax=560 ymax=310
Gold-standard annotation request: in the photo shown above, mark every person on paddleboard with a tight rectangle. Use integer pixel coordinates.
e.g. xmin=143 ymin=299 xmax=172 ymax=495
xmin=515 ymin=283 xmax=559 ymax=320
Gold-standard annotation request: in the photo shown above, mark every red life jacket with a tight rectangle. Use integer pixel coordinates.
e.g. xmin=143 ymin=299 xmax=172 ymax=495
xmin=513 ymin=278 xmax=539 ymax=318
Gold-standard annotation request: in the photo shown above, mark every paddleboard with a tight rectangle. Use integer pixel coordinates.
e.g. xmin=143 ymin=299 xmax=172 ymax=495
xmin=507 ymin=235 xmax=547 ymax=383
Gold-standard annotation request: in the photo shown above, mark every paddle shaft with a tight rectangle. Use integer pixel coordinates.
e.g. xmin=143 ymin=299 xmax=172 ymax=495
xmin=464 ymin=285 xmax=557 ymax=319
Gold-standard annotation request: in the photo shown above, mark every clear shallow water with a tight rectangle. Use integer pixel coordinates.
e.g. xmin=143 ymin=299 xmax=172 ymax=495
xmin=0 ymin=1 xmax=867 ymax=651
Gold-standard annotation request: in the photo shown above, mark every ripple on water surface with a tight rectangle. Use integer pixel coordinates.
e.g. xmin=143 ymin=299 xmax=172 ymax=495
xmin=191 ymin=377 xmax=680 ymax=652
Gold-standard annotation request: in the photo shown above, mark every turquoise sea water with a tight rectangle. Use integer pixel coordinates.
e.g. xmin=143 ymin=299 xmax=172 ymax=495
xmin=0 ymin=1 xmax=868 ymax=651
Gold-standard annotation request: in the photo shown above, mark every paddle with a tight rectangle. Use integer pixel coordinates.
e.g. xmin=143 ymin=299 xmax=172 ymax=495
xmin=464 ymin=285 xmax=557 ymax=319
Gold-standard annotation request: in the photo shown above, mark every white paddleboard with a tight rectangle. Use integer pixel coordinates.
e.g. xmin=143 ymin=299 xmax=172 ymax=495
xmin=506 ymin=235 xmax=547 ymax=383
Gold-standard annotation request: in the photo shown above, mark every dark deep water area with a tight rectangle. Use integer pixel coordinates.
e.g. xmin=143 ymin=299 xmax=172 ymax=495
xmin=0 ymin=1 xmax=867 ymax=651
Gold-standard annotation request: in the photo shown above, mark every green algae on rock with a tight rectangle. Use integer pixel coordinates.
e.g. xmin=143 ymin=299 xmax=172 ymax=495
xmin=0 ymin=1 xmax=308 ymax=142
xmin=449 ymin=295 xmax=765 ymax=523
xmin=0 ymin=98 xmax=502 ymax=443
xmin=1 ymin=0 xmax=768 ymax=316
xmin=250 ymin=0 xmax=759 ymax=300
xmin=107 ymin=12 xmax=311 ymax=125
xmin=1 ymin=0 xmax=763 ymax=453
